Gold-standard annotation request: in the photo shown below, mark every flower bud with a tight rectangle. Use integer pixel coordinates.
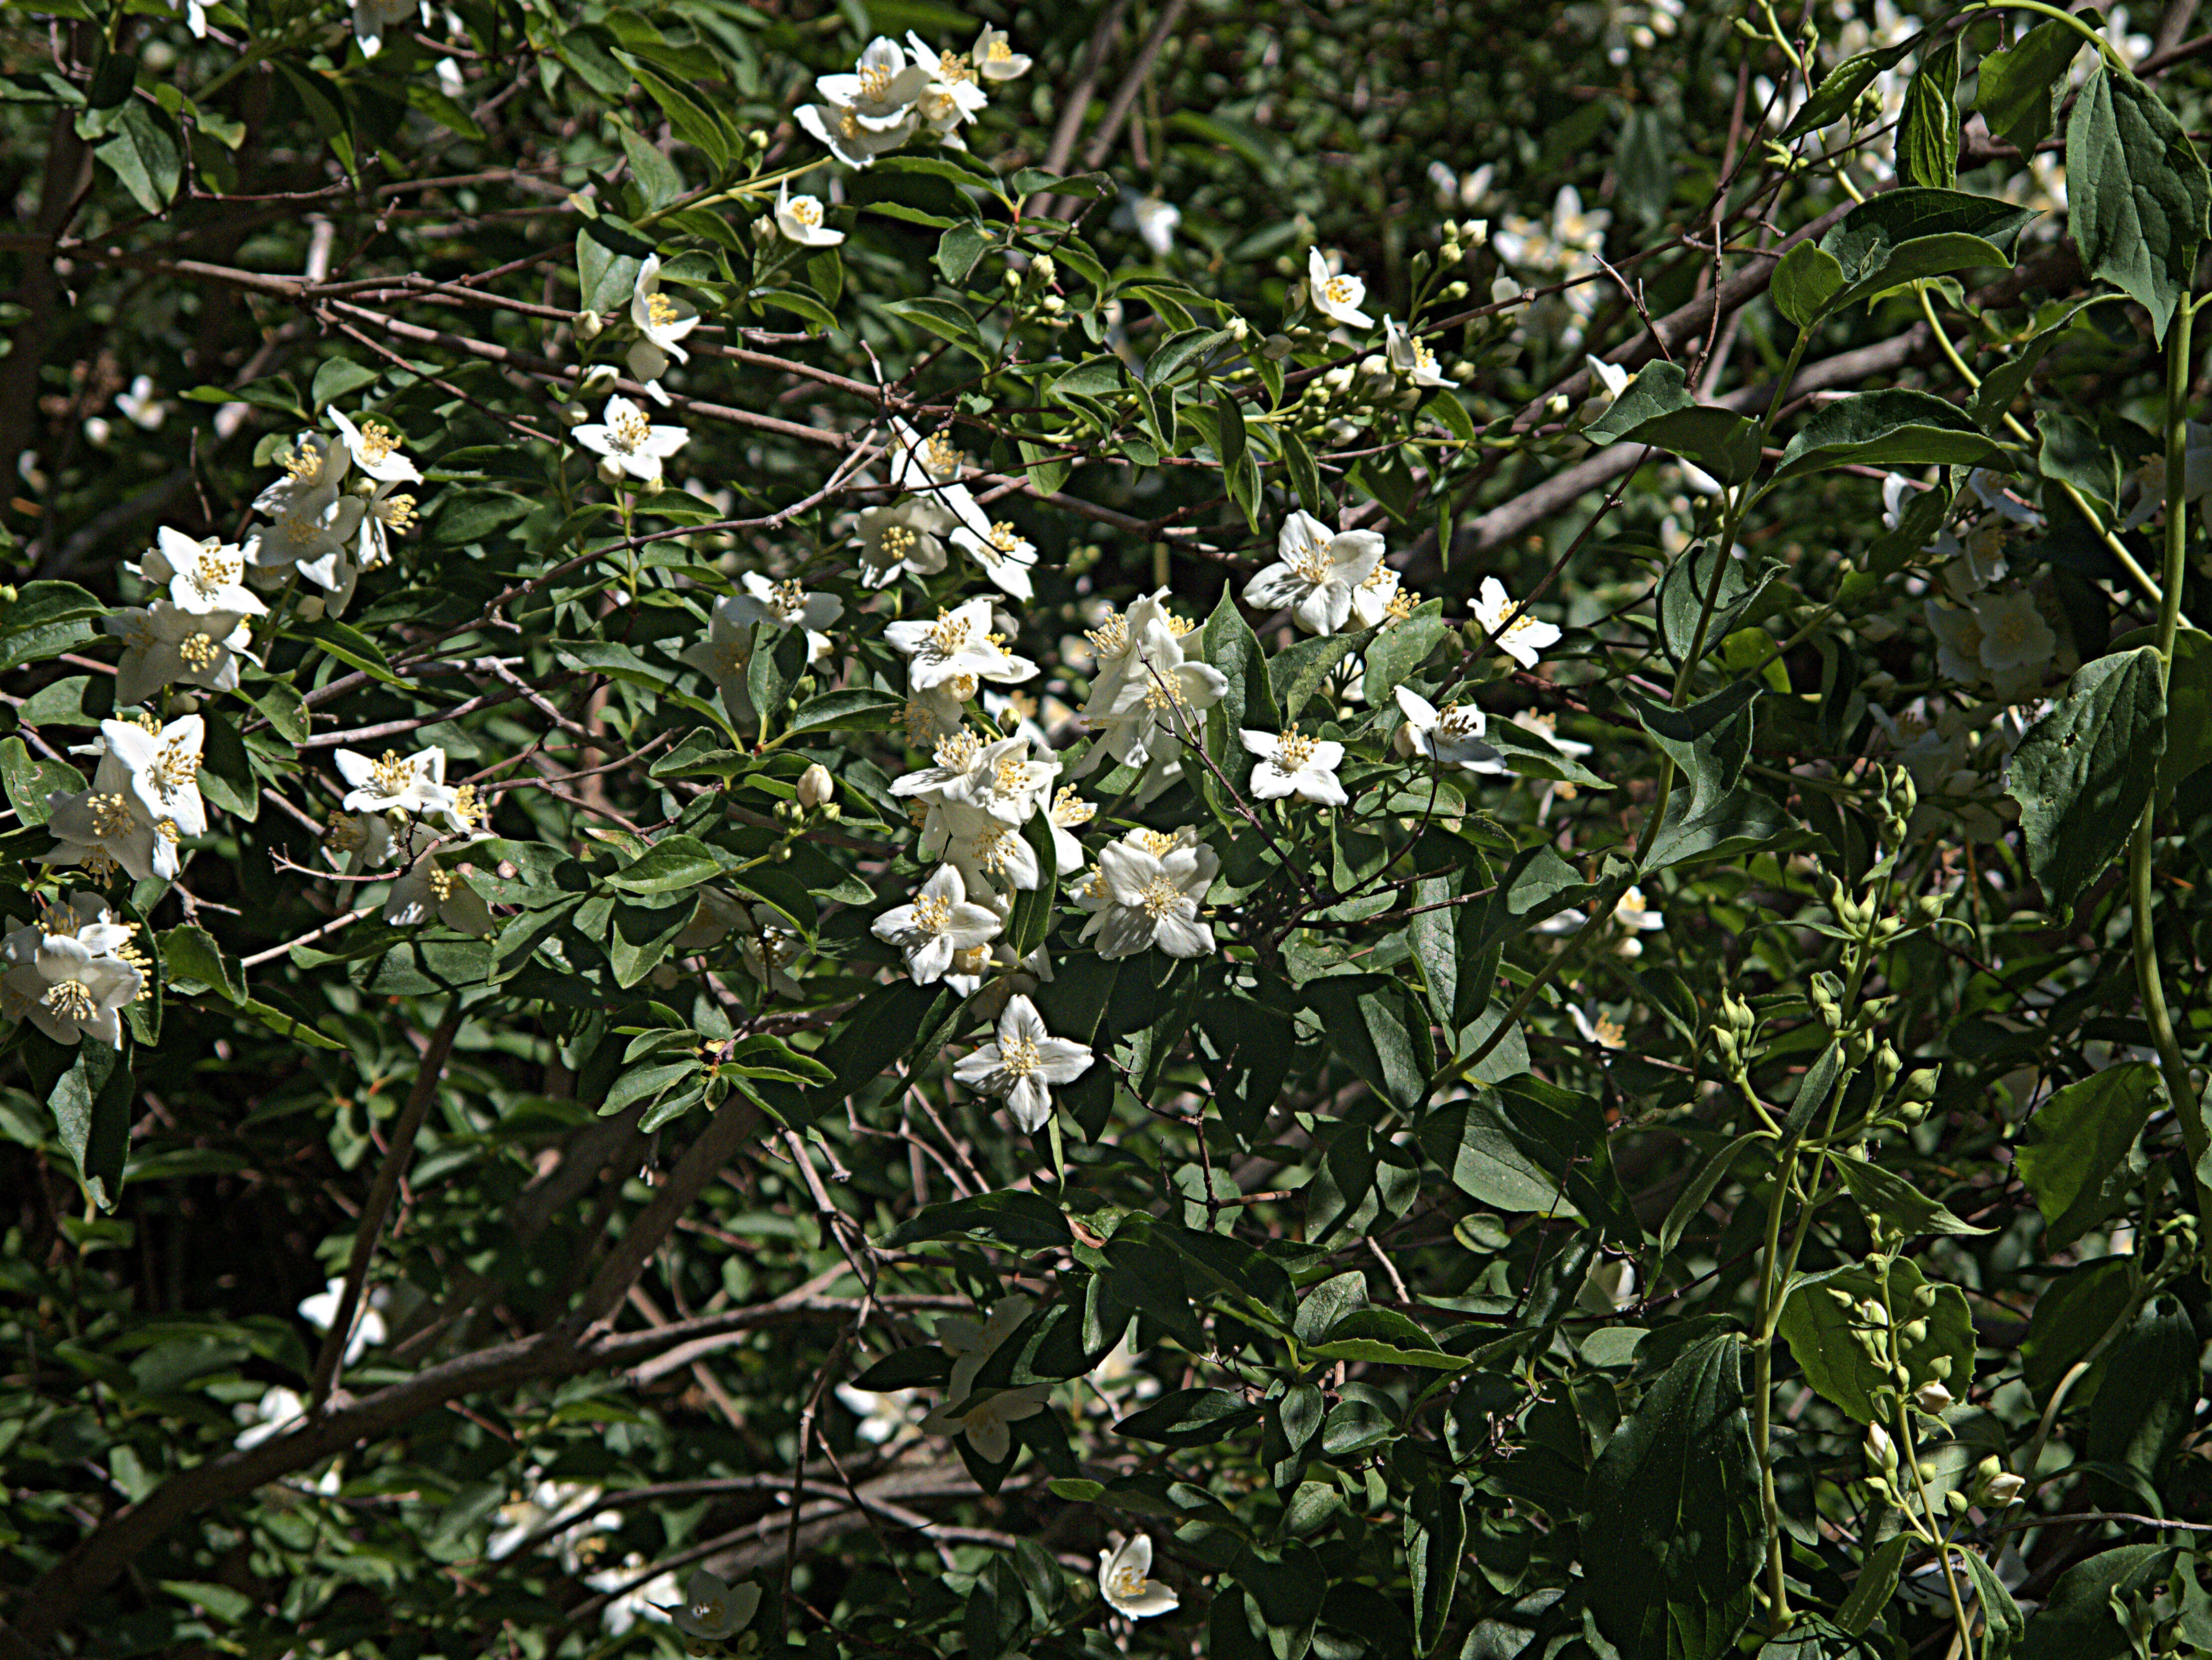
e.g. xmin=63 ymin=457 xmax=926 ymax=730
xmin=1913 ymin=1381 xmax=1953 ymax=1413
xmin=1864 ymin=1421 xmax=1896 ymax=1473
xmin=1031 ymin=255 xmax=1056 ymax=286
xmin=797 ymin=763 xmax=833 ymax=810
xmin=596 ymin=457 xmax=625 ymax=488
xmin=1981 ymin=1470 xmax=2024 ymax=1506
xmin=578 ymin=363 xmax=618 ymax=397
xmin=575 ymin=310 xmax=603 ymax=341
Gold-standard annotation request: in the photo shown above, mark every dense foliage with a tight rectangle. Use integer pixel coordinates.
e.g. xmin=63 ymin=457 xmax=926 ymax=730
xmin=4 ymin=0 xmax=2212 ymax=1656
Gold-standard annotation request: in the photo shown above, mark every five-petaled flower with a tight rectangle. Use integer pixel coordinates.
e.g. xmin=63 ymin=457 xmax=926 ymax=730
xmin=951 ymin=992 xmax=1094 ymax=1130
xmin=1306 ymin=247 xmax=1374 ymax=328
xmin=573 ymin=394 xmax=690 ymax=486
xmin=1077 ymin=827 xmax=1219 ymax=959
xmin=1244 ymin=511 xmax=1388 ymax=635
xmin=1241 ymin=726 xmax=1349 ymax=805
xmin=1394 ymin=686 xmax=1509 ymax=774
xmin=873 ymin=863 xmax=1004 ymax=985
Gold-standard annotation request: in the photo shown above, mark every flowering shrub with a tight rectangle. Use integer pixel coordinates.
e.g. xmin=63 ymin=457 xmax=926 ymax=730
xmin=5 ymin=1 xmax=2212 ymax=1657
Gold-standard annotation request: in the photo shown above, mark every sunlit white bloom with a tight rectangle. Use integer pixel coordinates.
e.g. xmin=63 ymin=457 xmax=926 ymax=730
xmin=572 ymin=394 xmax=689 ymax=486
xmin=105 ymin=599 xmax=262 ymax=706
xmin=950 ymin=516 xmax=1040 ymax=601
xmin=885 ymin=596 xmax=1039 ymax=693
xmin=906 ymin=32 xmax=991 ymax=122
xmin=926 ymin=798 xmax=1044 ymax=899
xmin=1570 ymin=1004 xmax=1627 ymax=1050
xmin=165 ymin=0 xmax=208 ymax=40
xmin=835 ymin=1383 xmax=919 ymax=1445
xmin=328 ymin=408 xmax=421 ymax=485
xmin=0 ymin=895 xmax=145 ymax=1046
xmin=1349 ymin=563 xmax=1423 ymax=630
xmin=1077 ymin=826 xmax=1219 ymax=959
xmin=355 ymin=479 xmax=418 ymax=572
xmin=585 ymin=1554 xmax=678 ymax=1637
xmin=873 ymin=862 xmax=1003 ymax=984
xmin=485 ymin=1476 xmax=617 ymax=1566
xmin=1385 ymin=316 xmax=1456 ymax=388
xmin=233 ymin=1384 xmax=308 ymax=1451
xmin=972 ymin=23 xmax=1031 ymax=79
xmin=244 ymin=482 xmax=361 ymax=595
xmin=1613 ymin=886 xmax=1664 ymax=958
xmin=1306 ymin=247 xmax=1374 ymax=328
xmin=819 ymin=37 xmax=929 ymax=127
xmin=1586 ymin=354 xmax=1632 ymax=406
xmin=626 ymin=255 xmax=702 ymax=400
xmin=1245 ymin=511 xmax=1387 ymax=635
xmin=1471 ymin=575 xmax=1561 ymax=669
xmin=297 ymin=1275 xmax=388 ymax=1365
xmin=1129 ymin=196 xmax=1181 ymax=257
xmin=775 ymin=183 xmax=846 ymax=247
xmin=136 ymin=528 xmax=254 ymax=614
xmin=1045 ymin=785 xmax=1095 ymax=874
xmin=1098 ymin=1533 xmax=1178 ymax=1619
xmin=797 ymin=97 xmax=919 ymax=167
xmin=953 ymin=993 xmax=1095 ymax=1131
xmin=1394 ymin=686 xmax=1508 ymax=774
xmin=672 ymin=1568 xmax=761 ymax=1642
xmin=726 ymin=571 xmax=843 ymax=663
xmin=856 ymin=496 xmax=957 ymax=586
xmin=39 ymin=774 xmax=175 ymax=885
xmin=1088 ymin=651 xmax=1228 ymax=797
xmin=335 ymin=745 xmax=458 ymax=820
xmin=1240 ymin=726 xmax=1348 ymax=805
xmin=102 ymin=714 xmax=207 ymax=841
xmin=921 ymin=1380 xmax=1052 ymax=1462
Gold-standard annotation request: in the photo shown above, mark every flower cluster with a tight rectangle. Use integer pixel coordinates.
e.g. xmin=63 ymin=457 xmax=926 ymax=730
xmin=0 ymin=892 xmax=149 ymax=1047
xmin=245 ymin=409 xmax=424 ymax=617
xmin=798 ymin=27 xmax=1030 ymax=169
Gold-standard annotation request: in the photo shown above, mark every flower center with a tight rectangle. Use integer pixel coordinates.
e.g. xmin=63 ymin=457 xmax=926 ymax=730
xmin=1324 ymin=276 xmax=1356 ymax=306
xmin=44 ymin=979 xmax=97 ymax=1023
xmin=987 ymin=38 xmax=1012 ymax=60
xmin=326 ymin=812 xmax=365 ymax=852
xmin=1085 ymin=612 xmax=1128 ymax=658
xmin=880 ymin=524 xmax=917 ymax=556
xmin=1288 ymin=532 xmax=1334 ymax=585
xmin=1109 ymin=1564 xmax=1146 ymax=1599
xmin=1002 ymin=1034 xmax=1041 ymax=1076
xmin=1593 ymin=1014 xmax=1625 ymax=1048
xmin=149 ymin=738 xmax=200 ymax=798
xmin=1276 ymin=726 xmax=1317 ymax=771
xmin=611 ymin=410 xmax=652 ymax=453
xmin=914 ymin=894 xmax=953 ymax=932
xmin=377 ymin=493 xmax=417 ymax=532
xmin=768 ymin=578 xmax=807 ymax=622
xmin=788 ymin=196 xmax=824 ymax=228
xmin=937 ymin=51 xmax=973 ymax=81
xmin=428 ymin=869 xmax=456 ymax=900
xmin=178 ymin=631 xmax=221 ymax=669
xmin=193 ymin=549 xmax=243 ymax=592
xmin=691 ymin=1592 xmax=726 ymax=1627
xmin=370 ymin=752 xmax=416 ymax=800
xmin=452 ymin=784 xmax=486 ymax=827
xmin=857 ymin=63 xmax=892 ymax=100
xmin=355 ymin=419 xmax=401 ymax=466
xmin=838 ymin=107 xmax=864 ymax=140
xmin=923 ymin=433 xmax=962 ymax=476
xmin=1051 ymin=787 xmax=1094 ymax=827
xmin=1134 ymin=830 xmax=1179 ymax=857
xmin=986 ymin=522 xmax=1021 ymax=553
xmin=1139 ymin=876 xmax=1183 ymax=918
xmin=281 ymin=443 xmax=325 ymax=482
xmin=974 ymin=825 xmax=1019 ymax=874
xmin=926 ymin=608 xmax=972 ymax=656
xmin=281 ymin=511 xmax=323 ymax=545
xmin=1385 ymin=588 xmax=1418 ymax=622
xmin=943 ymin=672 xmax=979 ymax=700
xmin=935 ymin=729 xmax=984 ymax=770
xmin=1619 ymin=886 xmax=1648 ymax=920
xmin=646 ymin=292 xmax=680 ymax=326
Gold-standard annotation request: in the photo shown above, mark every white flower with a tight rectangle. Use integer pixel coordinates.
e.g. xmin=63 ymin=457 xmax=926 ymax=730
xmin=1306 ymin=248 xmax=1374 ymax=328
xmin=384 ymin=845 xmax=494 ymax=935
xmin=1045 ymin=786 xmax=1095 ymax=874
xmin=1471 ymin=575 xmax=1561 ymax=669
xmin=818 ymin=37 xmax=928 ymax=128
xmin=349 ymin=0 xmax=426 ymax=56
xmin=1098 ymin=1533 xmax=1178 ymax=1619
xmin=725 ymin=571 xmax=842 ymax=663
xmin=328 ymin=408 xmax=422 ymax=485
xmin=873 ymin=863 xmax=1003 ymax=984
xmin=101 ymin=714 xmax=207 ymax=840
xmin=1613 ymin=885 xmax=1664 ymax=957
xmin=233 ymin=1384 xmax=308 ymax=1451
xmin=355 ymin=479 xmax=418 ymax=572
xmin=297 ymin=1275 xmax=388 ymax=1365
xmin=137 ymin=527 xmax=254 ymax=613
xmin=938 ymin=1293 xmax=1035 ymax=1396
xmin=1924 ymin=601 xmax=1986 ymax=688
xmin=335 ymin=745 xmax=458 ymax=819
xmin=105 ymin=599 xmax=262 ymax=707
xmin=1570 ymin=1005 xmax=1627 ymax=1050
xmin=796 ymin=97 xmax=918 ymax=168
xmin=39 ymin=777 xmax=176 ymax=884
xmin=1077 ymin=826 xmax=1219 ymax=959
xmin=952 ymin=993 xmax=1095 ymax=1131
xmin=1350 ymin=563 xmax=1420 ymax=630
xmin=572 ymin=394 xmax=689 ymax=487
xmin=926 ymin=799 xmax=1044 ymax=899
xmin=905 ymin=32 xmax=991 ymax=123
xmin=1914 ymin=1381 xmax=1955 ymax=1414
xmin=972 ymin=23 xmax=1030 ymax=79
xmin=1089 ymin=652 xmax=1228 ymax=800
xmin=920 ymin=1380 xmax=1051 ymax=1462
xmin=1393 ymin=686 xmax=1508 ymax=774
xmin=0 ymin=897 xmax=145 ymax=1046
xmin=884 ymin=597 xmax=1039 ymax=693
xmin=1244 ymin=511 xmax=1387 ymax=635
xmin=1586 ymin=354 xmax=1633 ymax=405
xmin=887 ymin=417 xmax=970 ymax=494
xmin=674 ymin=1569 xmax=762 ymax=1641
xmin=584 ymin=1555 xmax=677 ymax=1637
xmin=1385 ymin=316 xmax=1456 ymax=388
xmin=625 ymin=255 xmax=702 ymax=400
xmin=949 ymin=517 xmax=1040 ymax=601
xmin=1240 ymin=726 xmax=1348 ymax=805
xmin=485 ymin=1476 xmax=614 ymax=1564
xmin=165 ymin=0 xmax=208 ymax=39
xmin=679 ymin=601 xmax=756 ymax=718
xmin=1128 ymin=196 xmax=1181 ymax=257
xmin=1971 ymin=589 xmax=2057 ymax=700
xmin=856 ymin=497 xmax=956 ymax=586
xmin=775 ymin=183 xmax=845 ymax=247
xmin=835 ymin=1383 xmax=918 ymax=1445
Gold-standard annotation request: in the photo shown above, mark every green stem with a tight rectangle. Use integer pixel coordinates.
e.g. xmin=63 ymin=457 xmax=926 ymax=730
xmin=2130 ymin=297 xmax=2209 ymax=1217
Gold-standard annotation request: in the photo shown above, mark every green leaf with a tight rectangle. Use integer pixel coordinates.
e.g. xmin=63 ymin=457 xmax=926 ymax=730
xmin=1625 ymin=679 xmax=1759 ymax=817
xmin=161 ymin=923 xmax=243 ymax=1002
xmin=1774 ymin=1258 xmax=1973 ymax=1422
xmin=1405 ymin=1461 xmax=1469 ymax=1652
xmin=1958 ymin=1546 xmax=2026 ymax=1660
xmin=1416 ymin=1090 xmax=1577 ymax=1217
xmin=1360 ymin=601 xmax=1446 ymax=710
xmin=1781 ymin=38 xmax=1916 ymax=139
xmin=2013 ymin=1062 xmax=2158 ymax=1248
xmin=1051 ymin=356 xmax=1124 ymax=399
xmin=614 ymin=118 xmax=684 ymax=211
xmin=309 ymin=357 xmax=381 ymax=412
xmin=51 ymin=1039 xmax=133 ymax=1211
xmin=1819 ymin=187 xmax=2037 ymax=286
xmin=935 ymin=219 xmax=991 ymax=285
xmin=1659 ymin=547 xmax=1779 ymax=667
xmin=0 ymin=737 xmax=81 ymax=826
xmin=0 ymin=579 xmax=104 ymax=671
xmin=1974 ymin=15 xmax=2084 ymax=157
xmin=1112 ymin=1387 xmax=1262 ymax=1447
xmin=1583 ymin=1335 xmax=1761 ymax=1660
xmin=1774 ymin=388 xmax=2008 ymax=481
xmin=2155 ymin=625 xmax=2212 ymax=799
xmin=197 ymin=710 xmax=257 ymax=822
xmin=806 ymin=979 xmax=951 ymax=1115
xmin=2022 ymin=1545 xmax=2181 ymax=1660
xmin=1837 ymin=1534 xmax=1912 ymax=1636
xmin=1302 ymin=976 xmax=1431 ymax=1113
xmin=1659 ymin=1131 xmax=1764 ymax=1261
xmin=1895 ymin=39 xmax=1959 ymax=190
xmin=1268 ymin=630 xmax=1362 ymax=725
xmin=2085 ymin=1294 xmax=2198 ymax=1489
xmin=93 ymin=99 xmax=180 ymax=214
xmin=1203 ymin=585 xmax=1280 ymax=801
xmin=1582 ymin=361 xmax=1762 ymax=484
xmin=2006 ymin=646 xmax=2166 ymax=911
xmin=1833 ymin=1155 xmax=1991 ymax=1240
xmin=1006 ymin=813 xmax=1060 ymax=959
xmin=606 ymin=835 xmax=723 ymax=894
xmin=783 ymin=689 xmax=904 ymax=737
xmin=1770 ymin=242 xmax=1845 ymax=328
xmin=1277 ymin=426 xmax=1324 ymax=517
xmin=883 ymin=297 xmax=984 ymax=357
xmin=576 ymin=215 xmax=655 ymax=314
xmin=2066 ymin=62 xmax=2211 ymax=342
xmin=883 ymin=1190 xmax=1069 ymax=1250
xmin=1306 ymin=1308 xmax=1463 ymax=1371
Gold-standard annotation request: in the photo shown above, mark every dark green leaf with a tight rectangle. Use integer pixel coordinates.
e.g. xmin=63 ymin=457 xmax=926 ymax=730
xmin=1583 ymin=1335 xmax=1762 ymax=1660
xmin=1774 ymin=1258 xmax=1973 ymax=1422
xmin=1770 ymin=242 xmax=1845 ymax=328
xmin=2013 ymin=1062 xmax=2158 ymax=1248
xmin=1113 ymin=1387 xmax=1262 ymax=1447
xmin=1781 ymin=39 xmax=1916 ymax=139
xmin=1583 ymin=361 xmax=1762 ymax=484
xmin=883 ymin=1190 xmax=1069 ymax=1250
xmin=2022 ymin=1545 xmax=2179 ymax=1660
xmin=2086 ymin=1294 xmax=2197 ymax=1487
xmin=1974 ymin=16 xmax=2084 ymax=157
xmin=2006 ymin=646 xmax=2166 ymax=911
xmin=1837 ymin=1534 xmax=1912 ymax=1636
xmin=51 ymin=1039 xmax=133 ymax=1211
xmin=94 ymin=99 xmax=180 ymax=214
xmin=1895 ymin=40 xmax=1959 ymax=189
xmin=1833 ymin=1155 xmax=1992 ymax=1240
xmin=2066 ymin=63 xmax=2210 ymax=342
xmin=1774 ymin=389 xmax=2009 ymax=481
xmin=607 ymin=835 xmax=723 ymax=894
